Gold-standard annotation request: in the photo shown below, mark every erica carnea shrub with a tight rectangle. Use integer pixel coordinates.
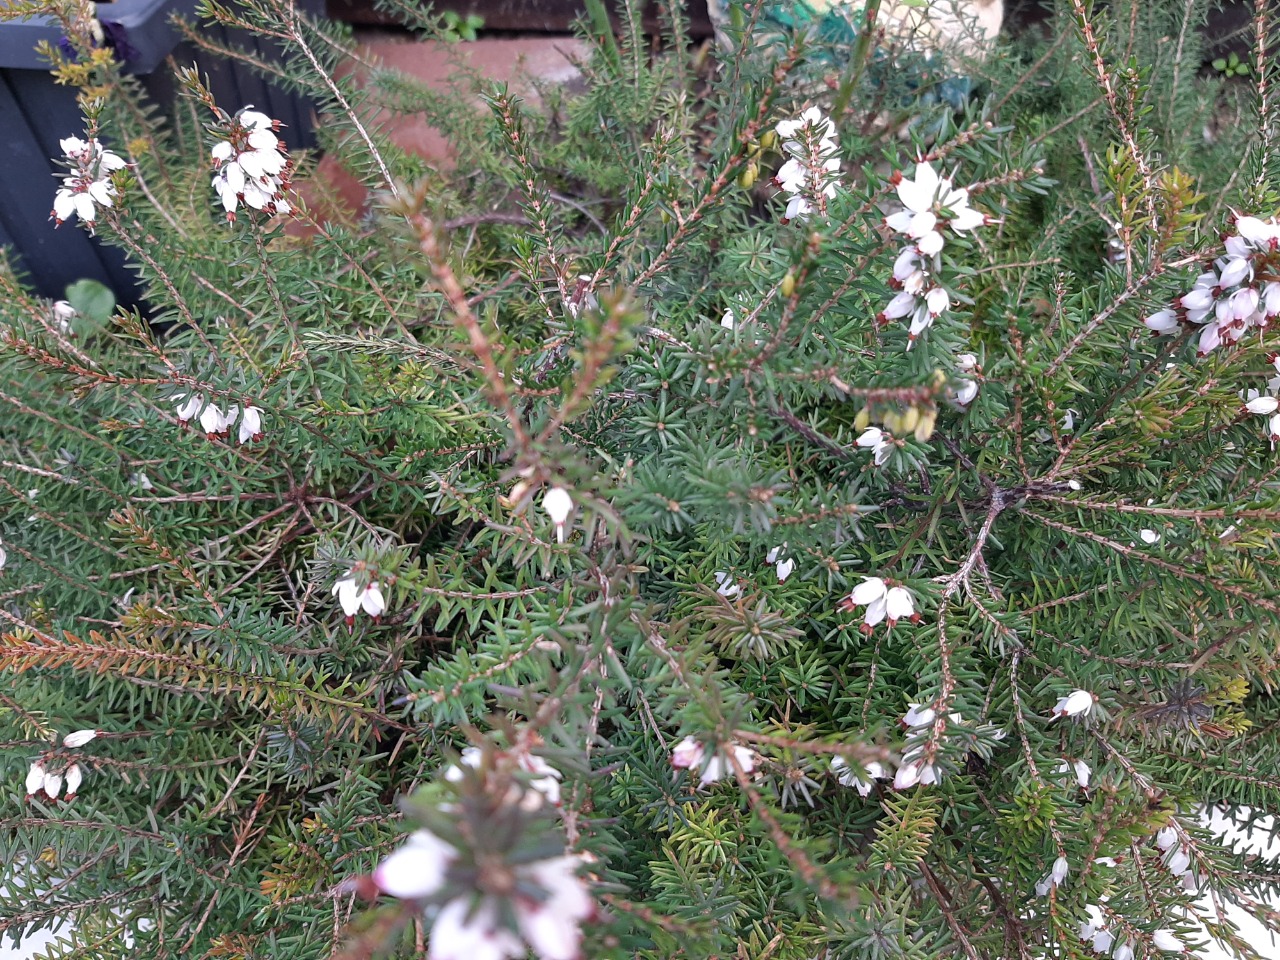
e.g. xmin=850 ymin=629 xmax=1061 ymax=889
xmin=2 ymin=0 xmax=1280 ymax=958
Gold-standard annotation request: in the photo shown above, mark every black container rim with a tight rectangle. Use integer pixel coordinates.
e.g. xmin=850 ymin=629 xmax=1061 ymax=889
xmin=0 ymin=0 xmax=203 ymax=73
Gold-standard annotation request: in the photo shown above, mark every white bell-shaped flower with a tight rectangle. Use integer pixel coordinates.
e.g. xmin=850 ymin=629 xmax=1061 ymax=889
xmin=25 ymin=761 xmax=45 ymax=795
xmin=373 ymin=829 xmax=458 ymax=899
xmin=238 ymin=406 xmax=265 ymax=444
xmin=64 ymin=763 xmax=83 ymax=797
xmin=1051 ymin=689 xmax=1095 ymax=720
xmin=542 ymin=487 xmax=574 ymax=543
xmin=63 ymin=729 xmax=98 ymax=747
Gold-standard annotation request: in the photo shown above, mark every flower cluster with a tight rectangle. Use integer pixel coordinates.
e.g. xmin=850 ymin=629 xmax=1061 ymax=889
xmin=1079 ymin=903 xmax=1186 ymax=957
xmin=211 ymin=108 xmax=294 ymax=221
xmin=839 ymin=577 xmax=918 ymax=633
xmin=772 ymin=107 xmax=841 ymax=222
xmin=373 ymin=834 xmax=594 ymax=960
xmin=50 ymin=136 xmax=127 ymax=228
xmin=830 ymin=756 xmax=887 ymax=796
xmin=1146 ymin=215 xmax=1280 ymax=355
xmin=332 ymin=569 xmax=386 ymax=626
xmin=1155 ymin=825 xmax=1198 ymax=892
xmin=765 ymin=544 xmax=795 ymax=583
xmin=24 ymin=728 xmax=97 ymax=802
xmin=446 ymin=741 xmax=563 ymax=811
xmin=879 ymin=161 xmax=988 ymax=344
xmin=1244 ymin=373 xmax=1280 ymax=448
xmin=1035 ymin=855 xmax=1070 ymax=896
xmin=173 ymin=394 xmax=266 ymax=444
xmin=856 ymin=426 xmax=896 ymax=465
xmin=670 ymin=736 xmax=759 ymax=787
xmin=894 ymin=702 xmax=951 ymax=789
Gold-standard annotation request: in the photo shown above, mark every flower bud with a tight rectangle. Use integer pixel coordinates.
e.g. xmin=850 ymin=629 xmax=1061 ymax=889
xmin=914 ymin=409 xmax=937 ymax=443
xmin=780 ymin=272 xmax=796 ymax=298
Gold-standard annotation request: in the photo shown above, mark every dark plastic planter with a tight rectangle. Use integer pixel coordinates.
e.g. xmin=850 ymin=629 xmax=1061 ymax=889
xmin=0 ymin=0 xmax=322 ymax=303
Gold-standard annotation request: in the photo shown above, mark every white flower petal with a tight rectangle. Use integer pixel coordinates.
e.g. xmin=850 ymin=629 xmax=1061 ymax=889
xmin=849 ymin=577 xmax=887 ymax=604
xmin=63 ymin=729 xmax=98 ymax=748
xmin=374 ymin=830 xmax=457 ymax=899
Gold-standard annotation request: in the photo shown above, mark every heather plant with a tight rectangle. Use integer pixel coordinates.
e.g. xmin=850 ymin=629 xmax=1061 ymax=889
xmin=1 ymin=0 xmax=1280 ymax=958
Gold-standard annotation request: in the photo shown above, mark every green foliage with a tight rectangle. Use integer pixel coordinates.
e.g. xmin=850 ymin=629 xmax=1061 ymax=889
xmin=2 ymin=0 xmax=1280 ymax=958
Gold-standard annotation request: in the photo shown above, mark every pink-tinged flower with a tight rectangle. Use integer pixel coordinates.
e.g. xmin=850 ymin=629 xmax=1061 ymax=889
xmin=332 ymin=573 xmax=386 ymax=625
xmin=1196 ymin=320 xmax=1223 ymax=356
xmin=924 ymin=286 xmax=949 ymax=316
xmin=1263 ymin=282 xmax=1280 ymax=318
xmin=542 ymin=487 xmax=573 ymax=544
xmin=373 ymin=829 xmax=458 ymax=899
xmin=238 ymin=406 xmax=265 ymax=444
xmin=446 ymin=744 xmax=563 ymax=809
xmin=1050 ymin=689 xmax=1095 ymax=720
xmin=1144 ymin=308 xmax=1178 ymax=334
xmin=429 ymin=898 xmax=524 ymax=960
xmin=25 ymin=761 xmax=45 ymax=795
xmin=515 ymin=856 xmax=594 ymax=960
xmin=63 ymin=729 xmax=98 ymax=748
xmin=831 ymin=756 xmax=885 ymax=797
xmin=64 ymin=763 xmax=83 ymax=798
xmin=42 ymin=769 xmax=63 ymax=799
xmin=881 ymin=290 xmax=918 ymax=321
xmin=670 ymin=736 xmax=705 ymax=770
